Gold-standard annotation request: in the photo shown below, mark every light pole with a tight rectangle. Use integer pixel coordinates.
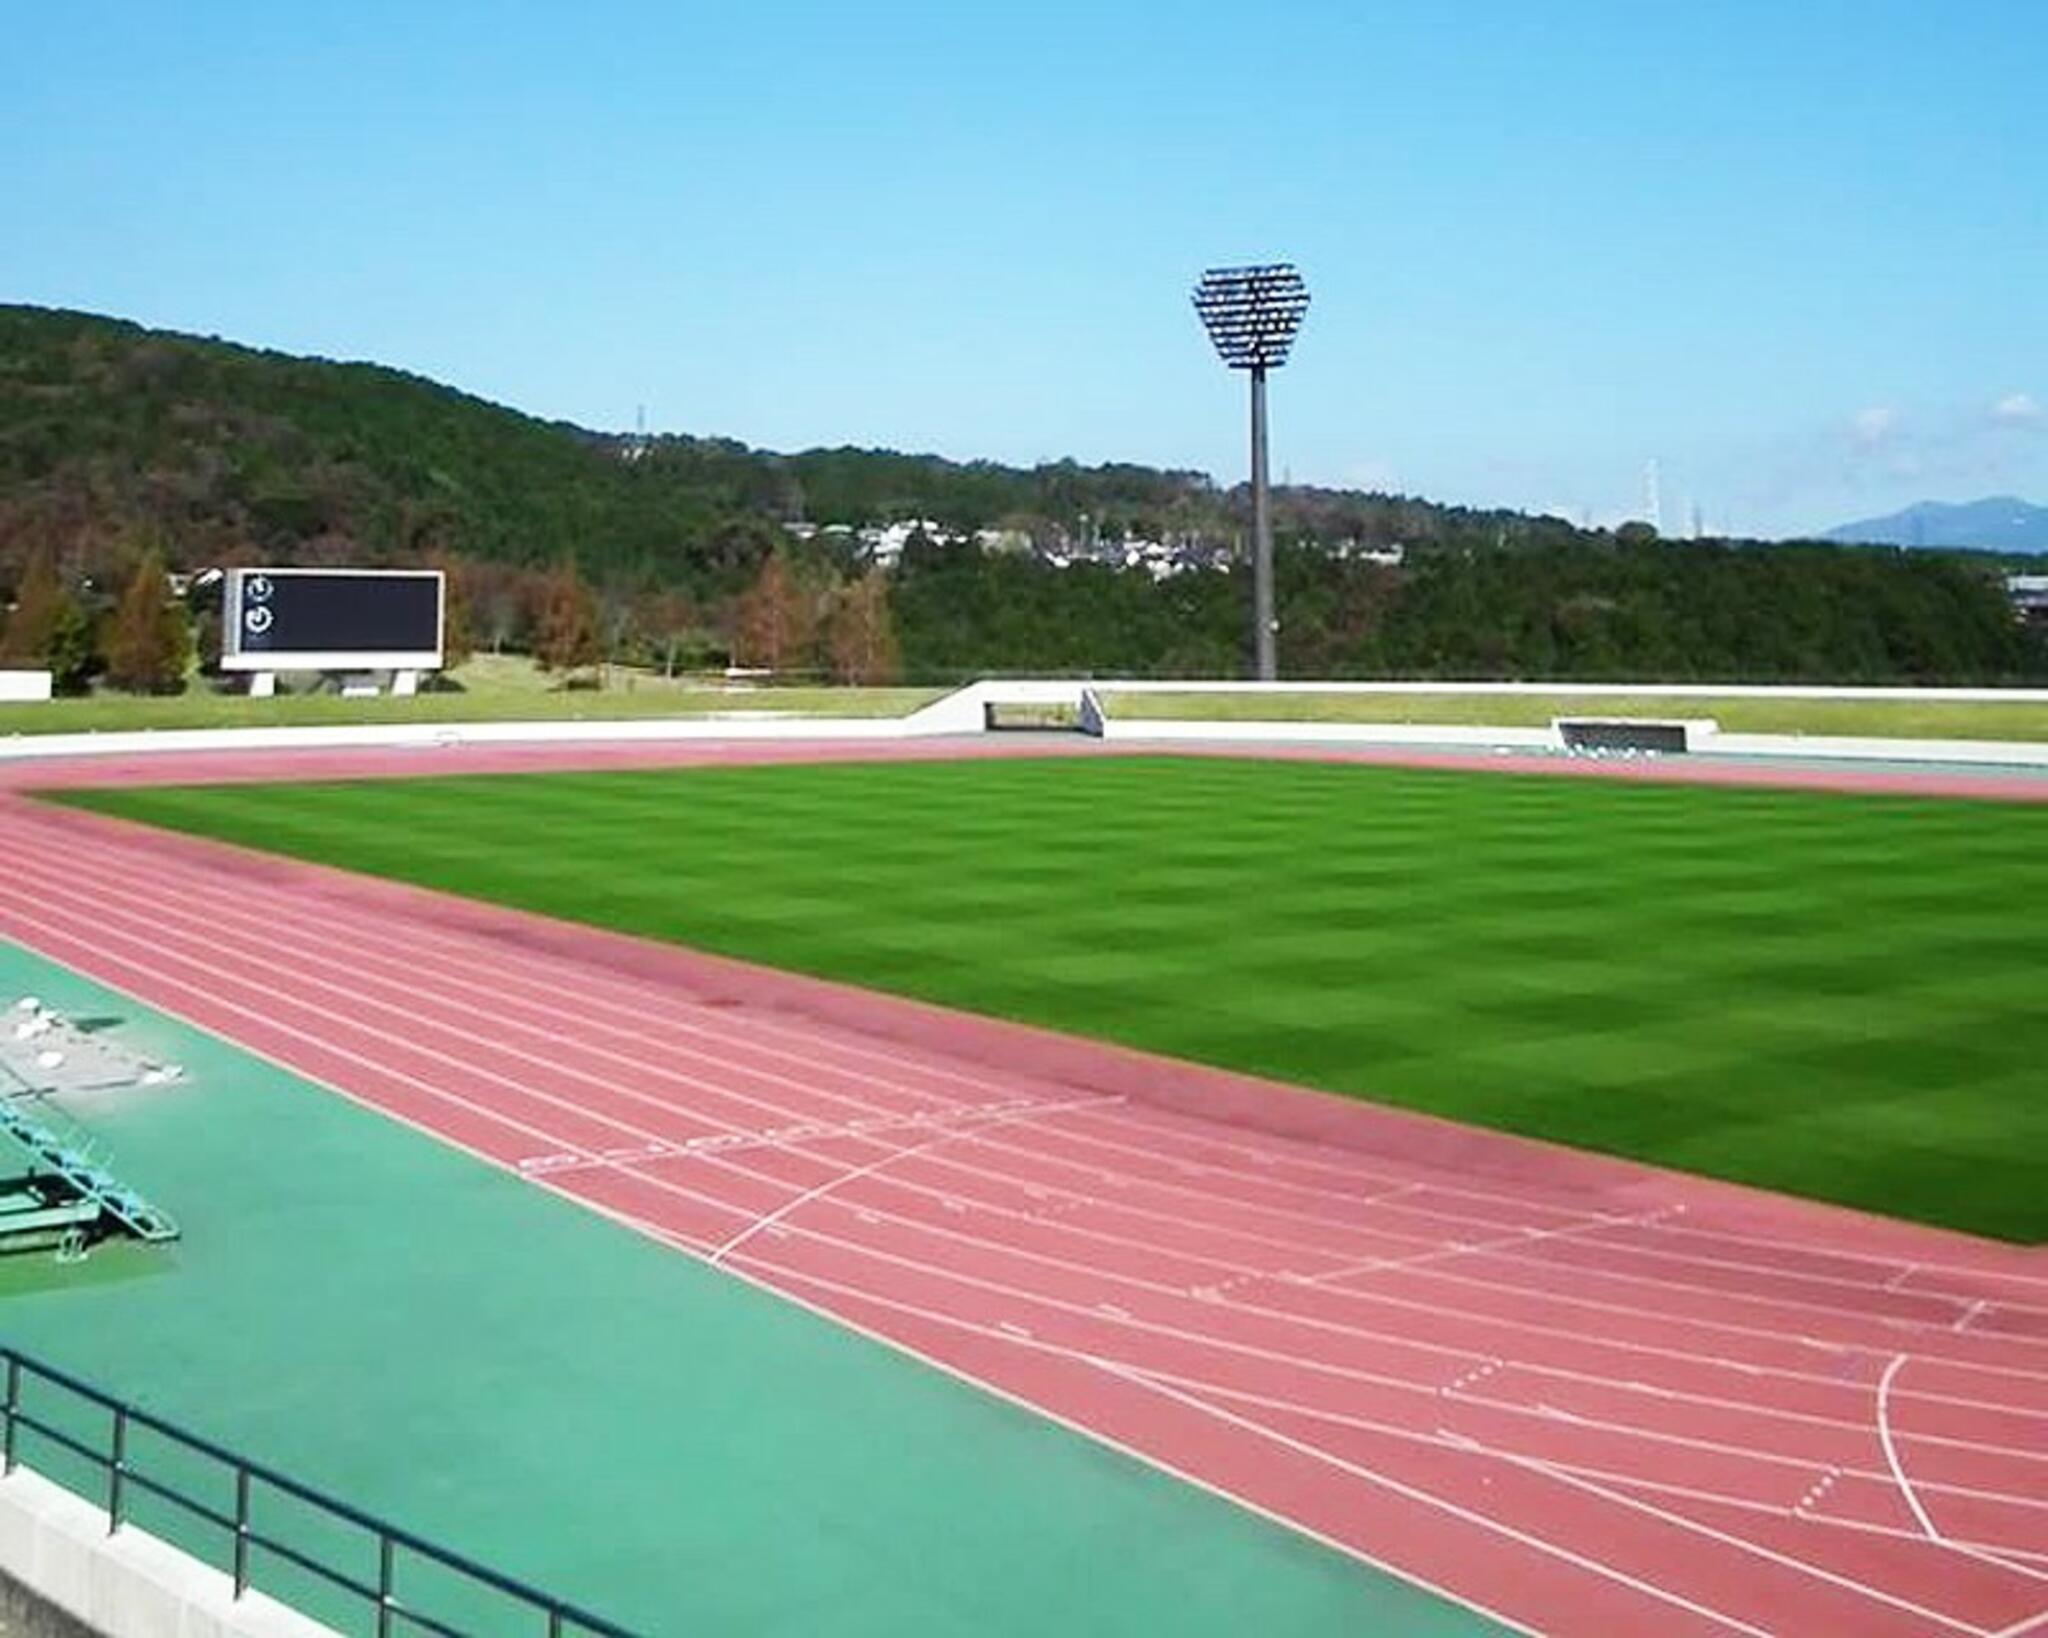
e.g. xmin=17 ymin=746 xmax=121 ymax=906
xmin=1192 ymin=263 xmax=1309 ymax=681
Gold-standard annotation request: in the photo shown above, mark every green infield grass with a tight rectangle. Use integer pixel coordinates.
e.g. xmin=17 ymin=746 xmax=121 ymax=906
xmin=54 ymin=755 xmax=2048 ymax=1241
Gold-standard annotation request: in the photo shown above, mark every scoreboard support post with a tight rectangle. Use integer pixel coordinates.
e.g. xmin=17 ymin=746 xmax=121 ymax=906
xmin=248 ymin=672 xmax=277 ymax=699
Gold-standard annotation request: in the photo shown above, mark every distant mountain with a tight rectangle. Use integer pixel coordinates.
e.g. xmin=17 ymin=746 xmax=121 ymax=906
xmin=1822 ymin=497 xmax=2048 ymax=553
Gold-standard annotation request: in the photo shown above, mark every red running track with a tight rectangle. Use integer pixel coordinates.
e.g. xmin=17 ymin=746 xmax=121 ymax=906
xmin=0 ymin=752 xmax=2044 ymax=1635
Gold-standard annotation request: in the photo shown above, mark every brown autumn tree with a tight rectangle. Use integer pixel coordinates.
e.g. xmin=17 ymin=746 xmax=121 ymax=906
xmin=102 ymin=553 xmax=189 ymax=693
xmin=826 ymin=569 xmax=899 ymax=684
xmin=466 ymin=560 xmax=529 ymax=656
xmin=733 ymin=549 xmax=820 ymax=672
xmin=429 ymin=552 xmax=476 ymax=669
xmin=532 ymin=559 xmax=601 ymax=676
xmin=0 ymin=547 xmax=64 ymax=665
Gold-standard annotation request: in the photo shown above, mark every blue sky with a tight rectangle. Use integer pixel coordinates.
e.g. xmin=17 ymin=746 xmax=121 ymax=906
xmin=4 ymin=1 xmax=2042 ymax=537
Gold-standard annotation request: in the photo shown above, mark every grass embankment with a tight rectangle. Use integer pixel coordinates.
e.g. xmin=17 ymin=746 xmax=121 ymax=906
xmin=59 ymin=756 xmax=2048 ymax=1241
xmin=0 ymin=654 xmax=938 ymax=736
xmin=1102 ymin=690 xmax=2048 ymax=741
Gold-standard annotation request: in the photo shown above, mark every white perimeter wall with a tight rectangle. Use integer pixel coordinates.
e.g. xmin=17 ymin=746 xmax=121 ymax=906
xmin=0 ymin=672 xmax=52 ymax=703
xmin=2 ymin=678 xmax=2047 ymax=769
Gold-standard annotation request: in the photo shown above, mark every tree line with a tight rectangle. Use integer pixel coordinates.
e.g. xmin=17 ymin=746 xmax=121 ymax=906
xmin=3 ymin=301 xmax=2043 ymax=691
xmin=0 ymin=543 xmax=901 ymax=694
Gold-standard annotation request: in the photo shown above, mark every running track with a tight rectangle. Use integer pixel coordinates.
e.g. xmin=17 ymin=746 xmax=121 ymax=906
xmin=0 ymin=740 xmax=2044 ymax=1636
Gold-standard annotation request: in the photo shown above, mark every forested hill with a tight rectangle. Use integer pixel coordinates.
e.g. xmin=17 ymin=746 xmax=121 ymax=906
xmin=0 ymin=302 xmax=1538 ymax=590
xmin=2 ymin=302 xmax=2042 ymax=685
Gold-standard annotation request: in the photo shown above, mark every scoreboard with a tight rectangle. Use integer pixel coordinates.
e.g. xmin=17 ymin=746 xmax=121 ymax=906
xmin=222 ymin=568 xmax=444 ymax=673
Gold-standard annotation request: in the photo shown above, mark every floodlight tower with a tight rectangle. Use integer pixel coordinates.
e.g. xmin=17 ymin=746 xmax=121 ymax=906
xmin=1193 ymin=263 xmax=1310 ymax=680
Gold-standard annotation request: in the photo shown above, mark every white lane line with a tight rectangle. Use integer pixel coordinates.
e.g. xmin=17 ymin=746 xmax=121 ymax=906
xmin=23 ymin=825 xmax=2048 ymax=1370
xmin=0 ymin=831 xmax=2023 ymax=1637
xmin=1080 ymin=1356 xmax=1777 ymax=1637
xmin=0 ymin=810 xmax=1758 ymax=1251
xmin=1879 ymin=1353 xmax=1946 ymax=1543
xmin=8 ymin=877 xmax=2048 ymax=1510
xmin=707 ymin=1094 xmax=1122 ymax=1266
xmin=1958 ymin=1300 xmax=1993 ymax=1334
xmin=516 ymin=1095 xmax=1109 ymax=1176
xmin=28 ymin=851 xmax=2031 ymax=1425
xmin=0 ymin=897 xmax=1547 ymax=1638
xmin=1307 ymin=1206 xmax=1686 ymax=1284
xmin=9 ymin=871 xmax=2048 ymax=1506
xmin=914 ymin=1323 xmax=2048 ymax=1585
xmin=36 ymin=868 xmax=2048 ymax=1523
xmin=730 ymin=1234 xmax=2048 ymax=1624
xmin=1989 ymin=1609 xmax=2048 ymax=1638
xmin=23 ymin=802 xmax=2048 ymax=1327
xmin=1460 ymin=1437 xmax=1993 ymax=1636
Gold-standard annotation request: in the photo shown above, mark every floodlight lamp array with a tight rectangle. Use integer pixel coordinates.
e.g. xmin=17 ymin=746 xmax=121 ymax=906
xmin=1192 ymin=263 xmax=1310 ymax=370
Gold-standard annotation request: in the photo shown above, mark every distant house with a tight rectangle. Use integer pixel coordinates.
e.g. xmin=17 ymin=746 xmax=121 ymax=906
xmin=2007 ymin=574 xmax=2048 ymax=625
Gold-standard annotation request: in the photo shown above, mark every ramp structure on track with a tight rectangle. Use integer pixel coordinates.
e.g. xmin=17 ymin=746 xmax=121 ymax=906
xmin=0 ymin=998 xmax=181 ymax=1254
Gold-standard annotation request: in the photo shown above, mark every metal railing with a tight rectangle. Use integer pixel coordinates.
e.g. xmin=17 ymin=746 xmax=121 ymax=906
xmin=0 ymin=1345 xmax=640 ymax=1638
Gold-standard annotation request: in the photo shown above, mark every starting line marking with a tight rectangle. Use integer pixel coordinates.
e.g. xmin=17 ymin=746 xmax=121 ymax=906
xmin=514 ymin=1094 xmax=1108 ymax=1177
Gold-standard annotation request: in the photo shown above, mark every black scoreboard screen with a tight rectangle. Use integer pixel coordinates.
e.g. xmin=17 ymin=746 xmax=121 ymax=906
xmin=222 ymin=569 xmax=445 ymax=670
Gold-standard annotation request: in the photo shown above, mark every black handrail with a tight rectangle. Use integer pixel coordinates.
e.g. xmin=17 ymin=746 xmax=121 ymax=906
xmin=0 ymin=1344 xmax=640 ymax=1637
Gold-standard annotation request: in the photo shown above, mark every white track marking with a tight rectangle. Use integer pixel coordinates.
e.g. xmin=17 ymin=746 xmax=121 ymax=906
xmin=0 ymin=916 xmax=1544 ymax=1638
xmin=1081 ymin=1099 xmax=2048 ymax=1299
xmin=4 ymin=827 xmax=2048 ymax=1629
xmin=720 ymin=1235 xmax=1776 ymax=1637
xmin=11 ymin=864 xmax=2048 ymax=1509
xmin=0 ymin=808 xmax=1800 ymax=1236
xmin=38 ymin=897 xmax=2047 ymax=1630
xmin=6 ymin=870 xmax=2048 ymax=1473
xmin=17 ymin=798 xmax=2047 ymax=1324
xmin=708 ymin=1095 xmax=1122 ymax=1265
xmin=513 ymin=1096 xmax=1104 ymax=1177
xmin=1631 ymin=1225 xmax=2048 ymax=1298
xmin=8 ymin=855 xmax=2039 ymax=1637
xmin=14 ymin=875 xmax=2047 ymax=1526
xmin=1880 ymin=1354 xmax=1947 ymax=1544
xmin=1867 ymin=1357 xmax=2047 ymax=1598
xmin=1081 ymin=1357 xmax=1780 ymax=1637
xmin=27 ymin=815 xmax=2048 ymax=1352
xmin=1459 ymin=1438 xmax=1996 ymax=1635
xmin=1073 ymin=1357 xmax=2048 ymax=1583
xmin=1471 ymin=1227 xmax=2047 ymax=1322
xmin=1989 ymin=1610 xmax=2048 ymax=1638
xmin=1306 ymin=1206 xmax=1687 ymax=1283
xmin=25 ymin=845 xmax=2048 ymax=1404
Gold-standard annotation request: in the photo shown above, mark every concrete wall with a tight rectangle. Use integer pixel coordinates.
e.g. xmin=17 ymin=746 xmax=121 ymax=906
xmin=0 ymin=1564 xmax=99 ymax=1638
xmin=1093 ymin=678 xmax=2048 ymax=702
xmin=3 ymin=678 xmax=2046 ymax=769
xmin=0 ymin=672 xmax=53 ymax=703
xmin=0 ymin=1467 xmax=334 ymax=1638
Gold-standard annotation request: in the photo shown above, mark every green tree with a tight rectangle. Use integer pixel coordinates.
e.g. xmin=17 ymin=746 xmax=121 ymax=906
xmin=46 ymin=599 xmax=99 ymax=695
xmin=647 ymin=589 xmax=699 ymax=678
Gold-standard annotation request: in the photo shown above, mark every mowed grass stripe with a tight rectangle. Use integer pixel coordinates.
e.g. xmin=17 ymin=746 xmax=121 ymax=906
xmin=55 ymin=755 xmax=2048 ymax=1241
